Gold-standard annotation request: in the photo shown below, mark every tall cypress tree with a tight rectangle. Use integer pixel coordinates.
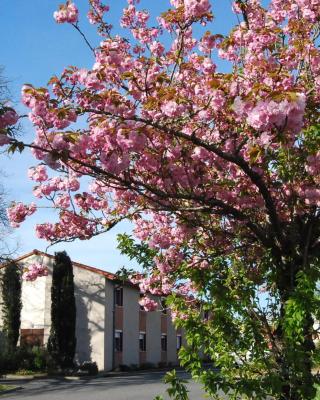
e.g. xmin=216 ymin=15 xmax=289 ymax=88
xmin=0 ymin=262 xmax=22 ymax=350
xmin=47 ymin=251 xmax=76 ymax=368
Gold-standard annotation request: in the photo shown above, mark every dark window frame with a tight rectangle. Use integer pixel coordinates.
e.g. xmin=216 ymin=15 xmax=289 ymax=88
xmin=161 ymin=333 xmax=167 ymax=352
xmin=176 ymin=334 xmax=182 ymax=351
xmin=139 ymin=332 xmax=147 ymax=352
xmin=115 ymin=330 xmax=123 ymax=352
xmin=115 ymin=286 xmax=123 ymax=307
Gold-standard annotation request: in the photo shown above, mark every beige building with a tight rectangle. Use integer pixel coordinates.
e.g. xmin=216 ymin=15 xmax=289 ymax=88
xmin=0 ymin=250 xmax=184 ymax=371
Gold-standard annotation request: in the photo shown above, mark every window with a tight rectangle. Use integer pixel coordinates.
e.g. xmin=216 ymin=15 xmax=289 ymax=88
xmin=161 ymin=333 xmax=167 ymax=352
xmin=139 ymin=332 xmax=146 ymax=352
xmin=176 ymin=334 xmax=182 ymax=351
xmin=115 ymin=287 xmax=123 ymax=306
xmin=161 ymin=297 xmax=167 ymax=314
xmin=115 ymin=330 xmax=123 ymax=352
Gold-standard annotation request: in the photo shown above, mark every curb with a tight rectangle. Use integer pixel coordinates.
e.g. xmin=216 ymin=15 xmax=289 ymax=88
xmin=2 ymin=375 xmax=34 ymax=380
xmin=64 ymin=376 xmax=81 ymax=381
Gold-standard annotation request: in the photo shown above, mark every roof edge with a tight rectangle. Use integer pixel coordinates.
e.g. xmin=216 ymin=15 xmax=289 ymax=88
xmin=0 ymin=249 xmax=131 ymax=284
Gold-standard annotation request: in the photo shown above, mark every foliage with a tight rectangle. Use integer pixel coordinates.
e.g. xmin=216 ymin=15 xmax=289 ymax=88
xmin=4 ymin=0 xmax=320 ymax=399
xmin=0 ymin=262 xmax=21 ymax=349
xmin=153 ymin=370 xmax=190 ymax=400
xmin=77 ymin=361 xmax=98 ymax=376
xmin=0 ymin=346 xmax=49 ymax=374
xmin=117 ymin=233 xmax=158 ymax=271
xmin=47 ymin=251 xmax=76 ymax=369
xmin=164 ymin=370 xmax=190 ymax=400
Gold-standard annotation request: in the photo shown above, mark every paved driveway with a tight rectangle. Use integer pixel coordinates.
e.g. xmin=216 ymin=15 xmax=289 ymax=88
xmin=1 ymin=371 xmax=208 ymax=400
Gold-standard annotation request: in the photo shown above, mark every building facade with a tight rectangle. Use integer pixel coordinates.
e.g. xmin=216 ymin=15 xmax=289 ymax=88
xmin=0 ymin=250 xmax=184 ymax=371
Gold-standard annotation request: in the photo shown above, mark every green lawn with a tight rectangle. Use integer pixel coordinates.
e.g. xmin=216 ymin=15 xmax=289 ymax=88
xmin=0 ymin=384 xmax=11 ymax=391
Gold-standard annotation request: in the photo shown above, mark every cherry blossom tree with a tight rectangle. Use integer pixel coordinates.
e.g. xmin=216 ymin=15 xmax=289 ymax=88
xmin=3 ymin=0 xmax=320 ymax=398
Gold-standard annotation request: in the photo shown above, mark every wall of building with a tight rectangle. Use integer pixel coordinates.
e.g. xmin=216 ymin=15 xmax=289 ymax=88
xmin=73 ymin=266 xmax=106 ymax=371
xmin=1 ymin=252 xmax=184 ymax=372
xmin=146 ymin=298 xmax=161 ymax=366
xmin=20 ymin=254 xmax=51 ymax=336
xmin=104 ymin=279 xmax=114 ymax=371
xmin=123 ymin=286 xmax=139 ymax=366
xmin=167 ymin=310 xmax=179 ymax=365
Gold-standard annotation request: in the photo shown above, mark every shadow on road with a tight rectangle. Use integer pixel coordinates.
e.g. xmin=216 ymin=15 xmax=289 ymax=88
xmin=1 ymin=371 xmax=189 ymax=398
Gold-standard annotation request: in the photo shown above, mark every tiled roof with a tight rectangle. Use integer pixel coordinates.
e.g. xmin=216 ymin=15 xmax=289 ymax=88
xmin=2 ymin=249 xmax=121 ymax=282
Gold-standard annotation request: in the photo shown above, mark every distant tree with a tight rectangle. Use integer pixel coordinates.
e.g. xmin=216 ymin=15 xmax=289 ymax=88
xmin=47 ymin=251 xmax=76 ymax=368
xmin=0 ymin=262 xmax=22 ymax=349
xmin=0 ymin=68 xmax=18 ymax=262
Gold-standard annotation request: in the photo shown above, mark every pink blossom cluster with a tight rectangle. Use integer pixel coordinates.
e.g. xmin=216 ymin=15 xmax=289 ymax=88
xmin=306 ymin=152 xmax=320 ymax=176
xmin=171 ymin=310 xmax=189 ymax=322
xmin=21 ymin=85 xmax=77 ymax=130
xmin=54 ymin=2 xmax=79 ymax=24
xmin=233 ymin=94 xmax=306 ymax=136
xmin=87 ymin=0 xmax=109 ymax=24
xmin=0 ymin=134 xmax=10 ymax=146
xmin=184 ymin=0 xmax=211 ymax=20
xmin=32 ymin=175 xmax=80 ymax=199
xmin=35 ymin=211 xmax=96 ymax=241
xmin=138 ymin=296 xmax=158 ymax=312
xmin=28 ymin=165 xmax=48 ymax=182
xmin=23 ymin=263 xmax=48 ymax=281
xmin=0 ymin=108 xmax=19 ymax=129
xmin=300 ymin=187 xmax=320 ymax=207
xmin=7 ymin=202 xmax=37 ymax=228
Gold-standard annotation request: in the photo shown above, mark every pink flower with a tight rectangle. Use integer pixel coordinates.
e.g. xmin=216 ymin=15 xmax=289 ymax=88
xmin=28 ymin=165 xmax=48 ymax=182
xmin=87 ymin=0 xmax=109 ymax=24
xmin=23 ymin=263 xmax=48 ymax=281
xmin=161 ymin=101 xmax=186 ymax=118
xmin=0 ymin=134 xmax=10 ymax=146
xmin=54 ymin=2 xmax=79 ymax=24
xmin=7 ymin=202 xmax=37 ymax=228
xmin=139 ymin=296 xmax=158 ymax=311
xmin=0 ymin=108 xmax=19 ymax=128
xmin=184 ymin=0 xmax=211 ymax=19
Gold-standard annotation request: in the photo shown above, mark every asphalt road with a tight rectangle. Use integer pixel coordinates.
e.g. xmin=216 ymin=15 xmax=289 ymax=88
xmin=1 ymin=371 xmax=208 ymax=400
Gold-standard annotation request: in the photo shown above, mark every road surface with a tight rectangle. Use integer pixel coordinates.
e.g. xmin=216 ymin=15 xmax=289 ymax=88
xmin=1 ymin=370 xmax=209 ymax=400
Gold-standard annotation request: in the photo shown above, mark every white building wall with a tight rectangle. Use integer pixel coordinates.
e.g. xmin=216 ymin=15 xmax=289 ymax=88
xmin=20 ymin=254 xmax=51 ymax=332
xmin=73 ymin=267 xmax=106 ymax=371
xmin=146 ymin=303 xmax=161 ymax=366
xmin=123 ymin=286 xmax=139 ymax=366
xmin=167 ymin=310 xmax=178 ymax=365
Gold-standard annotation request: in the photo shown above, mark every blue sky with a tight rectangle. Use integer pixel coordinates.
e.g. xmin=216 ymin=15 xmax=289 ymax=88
xmin=0 ymin=0 xmax=237 ymax=271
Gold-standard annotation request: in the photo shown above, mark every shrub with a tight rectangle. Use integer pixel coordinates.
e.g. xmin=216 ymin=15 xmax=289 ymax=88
xmin=0 ymin=263 xmax=22 ymax=350
xmin=0 ymin=346 xmax=49 ymax=374
xmin=78 ymin=361 xmax=98 ymax=376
